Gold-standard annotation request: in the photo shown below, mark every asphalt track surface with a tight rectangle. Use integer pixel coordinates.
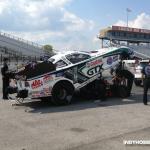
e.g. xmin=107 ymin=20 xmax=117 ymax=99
xmin=0 ymin=79 xmax=150 ymax=150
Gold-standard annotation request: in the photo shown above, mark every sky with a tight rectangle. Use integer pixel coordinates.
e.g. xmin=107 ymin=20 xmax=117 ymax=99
xmin=0 ymin=0 xmax=150 ymax=51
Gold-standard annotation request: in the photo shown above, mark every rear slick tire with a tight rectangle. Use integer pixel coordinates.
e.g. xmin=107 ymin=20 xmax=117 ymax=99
xmin=51 ymin=83 xmax=74 ymax=105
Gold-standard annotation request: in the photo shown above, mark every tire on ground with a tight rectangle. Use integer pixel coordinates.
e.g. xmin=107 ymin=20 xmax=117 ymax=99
xmin=51 ymin=81 xmax=74 ymax=105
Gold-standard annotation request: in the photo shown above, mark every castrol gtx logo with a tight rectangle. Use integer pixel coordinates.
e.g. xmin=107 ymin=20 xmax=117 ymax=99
xmin=79 ymin=57 xmax=103 ymax=78
xmin=31 ymin=80 xmax=43 ymax=89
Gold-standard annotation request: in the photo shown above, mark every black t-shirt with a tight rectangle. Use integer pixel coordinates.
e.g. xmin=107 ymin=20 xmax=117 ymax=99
xmin=115 ymin=61 xmax=125 ymax=75
xmin=1 ymin=62 xmax=8 ymax=77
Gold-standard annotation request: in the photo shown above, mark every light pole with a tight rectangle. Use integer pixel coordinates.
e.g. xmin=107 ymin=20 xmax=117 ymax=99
xmin=126 ymin=8 xmax=131 ymax=28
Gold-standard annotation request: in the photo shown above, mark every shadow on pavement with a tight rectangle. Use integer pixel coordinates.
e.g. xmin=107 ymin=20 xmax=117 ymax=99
xmin=98 ymin=93 xmax=144 ymax=107
xmin=16 ymin=92 xmax=149 ymax=114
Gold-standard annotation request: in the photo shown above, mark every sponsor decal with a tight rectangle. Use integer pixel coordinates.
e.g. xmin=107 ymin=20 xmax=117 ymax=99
xmin=87 ymin=65 xmax=103 ymax=76
xmin=79 ymin=57 xmax=103 ymax=78
xmin=107 ymin=57 xmax=113 ymax=65
xmin=32 ymin=91 xmax=42 ymax=97
xmin=31 ymin=80 xmax=43 ymax=89
xmin=86 ymin=58 xmax=102 ymax=68
xmin=32 ymin=89 xmax=51 ymax=98
xmin=43 ymin=87 xmax=51 ymax=95
xmin=40 ymin=90 xmax=45 ymax=96
xmin=79 ymin=64 xmax=103 ymax=78
xmin=43 ymin=75 xmax=53 ymax=84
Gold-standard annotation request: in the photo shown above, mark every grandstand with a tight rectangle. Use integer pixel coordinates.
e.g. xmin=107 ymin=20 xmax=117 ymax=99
xmin=98 ymin=25 xmax=150 ymax=58
xmin=0 ymin=31 xmax=44 ymax=61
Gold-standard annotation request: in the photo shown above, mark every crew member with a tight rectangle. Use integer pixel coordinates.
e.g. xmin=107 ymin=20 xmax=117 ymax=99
xmin=1 ymin=57 xmax=9 ymax=99
xmin=142 ymin=60 xmax=150 ymax=105
xmin=110 ymin=51 xmax=134 ymax=96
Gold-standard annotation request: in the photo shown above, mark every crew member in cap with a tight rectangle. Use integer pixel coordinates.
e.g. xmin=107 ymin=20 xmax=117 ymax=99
xmin=142 ymin=60 xmax=150 ymax=105
xmin=1 ymin=57 xmax=9 ymax=99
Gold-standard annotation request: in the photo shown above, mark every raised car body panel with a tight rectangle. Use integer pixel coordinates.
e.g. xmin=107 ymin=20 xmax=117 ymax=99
xmin=16 ymin=46 xmax=133 ymax=99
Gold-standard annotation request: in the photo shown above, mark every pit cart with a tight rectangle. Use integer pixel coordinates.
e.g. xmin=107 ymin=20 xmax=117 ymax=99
xmin=12 ymin=47 xmax=133 ymax=105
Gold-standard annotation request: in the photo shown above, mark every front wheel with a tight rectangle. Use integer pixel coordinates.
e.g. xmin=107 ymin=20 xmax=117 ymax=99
xmin=51 ymin=83 xmax=74 ymax=105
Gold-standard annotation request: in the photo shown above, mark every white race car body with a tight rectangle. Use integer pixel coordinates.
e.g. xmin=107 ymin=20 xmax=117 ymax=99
xmin=17 ymin=46 xmax=133 ymax=100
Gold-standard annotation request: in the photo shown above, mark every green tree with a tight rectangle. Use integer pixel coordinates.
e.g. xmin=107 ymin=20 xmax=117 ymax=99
xmin=43 ymin=44 xmax=54 ymax=55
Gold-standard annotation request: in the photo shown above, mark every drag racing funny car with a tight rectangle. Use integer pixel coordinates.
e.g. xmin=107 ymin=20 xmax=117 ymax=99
xmin=11 ymin=46 xmax=134 ymax=105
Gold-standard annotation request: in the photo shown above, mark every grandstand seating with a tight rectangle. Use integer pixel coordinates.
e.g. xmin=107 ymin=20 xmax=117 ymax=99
xmin=127 ymin=45 xmax=150 ymax=59
xmin=118 ymin=44 xmax=150 ymax=59
xmin=0 ymin=32 xmax=44 ymax=58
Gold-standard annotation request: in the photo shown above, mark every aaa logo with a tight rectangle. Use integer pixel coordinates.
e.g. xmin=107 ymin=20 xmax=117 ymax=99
xmin=31 ymin=80 xmax=43 ymax=89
